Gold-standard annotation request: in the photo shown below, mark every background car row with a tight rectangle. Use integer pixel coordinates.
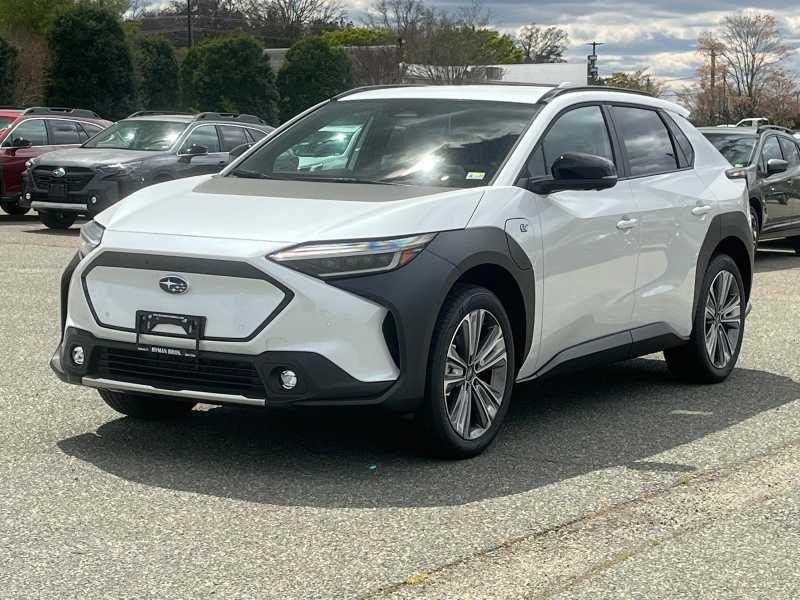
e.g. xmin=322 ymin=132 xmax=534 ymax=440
xmin=0 ymin=107 xmax=274 ymax=229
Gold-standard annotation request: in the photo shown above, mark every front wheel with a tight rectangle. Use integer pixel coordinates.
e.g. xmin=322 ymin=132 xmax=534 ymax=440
xmin=39 ymin=210 xmax=77 ymax=229
xmin=99 ymin=389 xmax=196 ymax=419
xmin=420 ymin=284 xmax=515 ymax=459
xmin=664 ymin=254 xmax=745 ymax=383
xmin=789 ymin=236 xmax=800 ymax=255
xmin=0 ymin=200 xmax=29 ymax=216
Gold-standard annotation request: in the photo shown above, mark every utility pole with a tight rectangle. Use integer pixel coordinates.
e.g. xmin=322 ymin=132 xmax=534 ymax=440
xmin=187 ymin=0 xmax=193 ymax=48
xmin=586 ymin=41 xmax=604 ymax=85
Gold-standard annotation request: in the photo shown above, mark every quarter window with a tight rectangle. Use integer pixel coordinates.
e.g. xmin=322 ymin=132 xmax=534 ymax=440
xmin=778 ymin=137 xmax=800 ymax=166
xmin=247 ymin=128 xmax=267 ymax=142
xmin=528 ymin=105 xmax=614 ymax=177
xmin=4 ymin=118 xmax=47 ymax=146
xmin=48 ymin=120 xmax=82 ymax=145
xmin=612 ymin=106 xmax=678 ymax=176
xmin=183 ymin=125 xmax=221 ymax=153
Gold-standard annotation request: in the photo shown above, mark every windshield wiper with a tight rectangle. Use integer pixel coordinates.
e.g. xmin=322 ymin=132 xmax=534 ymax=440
xmin=229 ymin=168 xmax=270 ymax=179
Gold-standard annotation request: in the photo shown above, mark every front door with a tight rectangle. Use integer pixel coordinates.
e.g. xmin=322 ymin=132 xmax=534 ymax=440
xmin=177 ymin=124 xmax=229 ymax=178
xmin=523 ymin=104 xmax=640 ymax=370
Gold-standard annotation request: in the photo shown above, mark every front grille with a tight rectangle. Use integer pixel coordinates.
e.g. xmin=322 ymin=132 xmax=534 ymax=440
xmin=93 ymin=346 xmax=266 ymax=399
xmin=33 ymin=166 xmax=94 ymax=192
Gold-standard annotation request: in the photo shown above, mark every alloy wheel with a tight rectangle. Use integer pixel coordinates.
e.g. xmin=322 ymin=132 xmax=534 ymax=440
xmin=443 ymin=309 xmax=509 ymax=440
xmin=704 ymin=270 xmax=742 ymax=369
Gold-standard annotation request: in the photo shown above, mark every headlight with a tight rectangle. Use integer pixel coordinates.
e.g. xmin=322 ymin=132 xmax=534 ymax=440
xmin=24 ymin=158 xmax=37 ymax=169
xmin=78 ymin=220 xmax=105 ymax=258
xmin=269 ymin=233 xmax=436 ymax=278
xmin=97 ymin=161 xmax=143 ymax=178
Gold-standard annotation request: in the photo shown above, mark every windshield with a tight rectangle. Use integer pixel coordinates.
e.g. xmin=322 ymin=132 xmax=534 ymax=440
xmin=704 ymin=133 xmax=756 ymax=167
xmin=0 ymin=116 xmax=16 ymax=130
xmin=232 ymin=99 xmax=539 ymax=188
xmin=83 ymin=119 xmax=187 ymax=151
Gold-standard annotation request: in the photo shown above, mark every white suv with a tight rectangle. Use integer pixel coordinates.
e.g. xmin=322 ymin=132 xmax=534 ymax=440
xmin=51 ymin=84 xmax=753 ymax=458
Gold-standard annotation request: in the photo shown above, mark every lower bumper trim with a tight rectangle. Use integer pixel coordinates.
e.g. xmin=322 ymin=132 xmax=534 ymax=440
xmin=32 ymin=201 xmax=87 ymax=211
xmin=82 ymin=376 xmax=266 ymax=407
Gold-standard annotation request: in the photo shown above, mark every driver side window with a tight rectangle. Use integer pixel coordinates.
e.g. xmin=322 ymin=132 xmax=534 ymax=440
xmin=528 ymin=105 xmax=614 ymax=178
xmin=183 ymin=125 xmax=221 ymax=154
xmin=761 ymin=136 xmax=782 ymax=171
xmin=4 ymin=119 xmax=47 ymax=147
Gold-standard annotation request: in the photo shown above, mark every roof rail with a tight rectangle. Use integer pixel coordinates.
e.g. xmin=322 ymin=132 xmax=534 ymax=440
xmin=540 ymin=85 xmax=653 ymax=103
xmin=0 ymin=105 xmax=25 ymax=110
xmin=332 ymin=81 xmax=559 ymax=100
xmin=127 ymin=110 xmax=195 ymax=119
xmin=193 ymin=112 xmax=265 ymax=125
xmin=22 ymin=106 xmax=100 ymax=118
xmin=758 ymin=124 xmax=795 ymax=134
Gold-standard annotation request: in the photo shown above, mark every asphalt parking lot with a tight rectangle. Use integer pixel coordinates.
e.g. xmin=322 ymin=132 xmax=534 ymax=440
xmin=2 ymin=214 xmax=800 ymax=599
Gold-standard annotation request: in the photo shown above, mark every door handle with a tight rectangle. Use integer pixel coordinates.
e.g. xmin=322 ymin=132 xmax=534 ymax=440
xmin=692 ymin=205 xmax=712 ymax=216
xmin=616 ymin=217 xmax=638 ymax=230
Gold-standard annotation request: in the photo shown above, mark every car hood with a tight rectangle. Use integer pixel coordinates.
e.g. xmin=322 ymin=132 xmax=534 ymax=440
xmin=97 ymin=175 xmax=486 ymax=243
xmin=34 ymin=148 xmax=161 ymax=167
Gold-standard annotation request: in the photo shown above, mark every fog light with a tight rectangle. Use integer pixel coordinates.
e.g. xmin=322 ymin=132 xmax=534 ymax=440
xmin=71 ymin=345 xmax=85 ymax=366
xmin=89 ymin=196 xmax=97 ymax=204
xmin=25 ymin=192 xmax=31 ymax=200
xmin=280 ymin=369 xmax=297 ymax=390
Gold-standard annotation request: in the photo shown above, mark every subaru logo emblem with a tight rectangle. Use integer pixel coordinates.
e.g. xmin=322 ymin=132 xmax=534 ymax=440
xmin=159 ymin=275 xmax=189 ymax=295
xmin=52 ymin=167 xmax=66 ymax=178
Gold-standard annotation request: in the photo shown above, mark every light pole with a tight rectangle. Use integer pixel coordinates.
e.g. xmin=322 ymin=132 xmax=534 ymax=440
xmin=187 ymin=0 xmax=193 ymax=48
xmin=586 ymin=41 xmax=604 ymax=85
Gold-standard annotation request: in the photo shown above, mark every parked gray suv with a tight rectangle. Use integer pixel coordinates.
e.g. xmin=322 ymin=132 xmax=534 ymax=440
xmin=21 ymin=111 xmax=273 ymax=229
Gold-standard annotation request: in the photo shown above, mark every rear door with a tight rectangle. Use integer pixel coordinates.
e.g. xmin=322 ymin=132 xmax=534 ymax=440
xmin=759 ymin=135 xmax=792 ymax=232
xmin=611 ymin=105 xmax=712 ymax=338
xmin=778 ymin=136 xmax=800 ymax=231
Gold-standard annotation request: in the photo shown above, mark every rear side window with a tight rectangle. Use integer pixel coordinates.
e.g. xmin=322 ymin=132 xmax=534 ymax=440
xmin=662 ymin=114 xmax=694 ymax=168
xmin=79 ymin=123 xmax=104 ymax=140
xmin=612 ymin=106 xmax=678 ymax=176
xmin=778 ymin=137 xmax=800 ymax=166
xmin=48 ymin=120 xmax=82 ymax=145
xmin=528 ymin=105 xmax=615 ymax=177
xmin=4 ymin=118 xmax=47 ymax=146
xmin=218 ymin=125 xmax=249 ymax=152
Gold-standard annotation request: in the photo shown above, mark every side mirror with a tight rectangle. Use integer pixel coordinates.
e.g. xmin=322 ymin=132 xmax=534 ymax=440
xmin=529 ymin=152 xmax=618 ymax=195
xmin=188 ymin=144 xmax=208 ymax=156
xmin=767 ymin=158 xmax=789 ymax=176
xmin=229 ymin=142 xmax=252 ymax=159
xmin=11 ymin=137 xmax=31 ymax=149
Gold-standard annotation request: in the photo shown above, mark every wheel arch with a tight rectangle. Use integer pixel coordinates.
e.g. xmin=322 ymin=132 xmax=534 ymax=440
xmin=749 ymin=196 xmax=763 ymax=229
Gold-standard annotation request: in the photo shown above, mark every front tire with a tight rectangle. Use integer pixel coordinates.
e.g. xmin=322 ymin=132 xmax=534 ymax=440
xmin=0 ymin=200 xmax=29 ymax=216
xmin=420 ymin=284 xmax=515 ymax=459
xmin=789 ymin=236 xmax=800 ymax=255
xmin=39 ymin=210 xmax=77 ymax=229
xmin=749 ymin=204 xmax=760 ymax=248
xmin=99 ymin=389 xmax=196 ymax=419
xmin=664 ymin=254 xmax=745 ymax=383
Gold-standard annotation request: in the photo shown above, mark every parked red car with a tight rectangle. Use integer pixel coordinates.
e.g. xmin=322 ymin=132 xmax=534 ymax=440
xmin=0 ymin=107 xmax=111 ymax=215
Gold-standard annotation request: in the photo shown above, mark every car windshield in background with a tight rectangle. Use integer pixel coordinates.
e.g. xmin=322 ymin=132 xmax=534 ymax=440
xmin=83 ymin=120 xmax=187 ymax=151
xmin=703 ymin=133 xmax=756 ymax=167
xmin=233 ymin=99 xmax=540 ymax=188
xmin=0 ymin=116 xmax=16 ymax=130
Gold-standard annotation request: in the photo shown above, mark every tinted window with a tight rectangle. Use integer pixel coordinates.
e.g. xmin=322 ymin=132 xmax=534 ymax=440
xmin=80 ymin=123 xmax=104 ymax=139
xmin=48 ymin=120 xmax=82 ymax=145
xmin=663 ymin=114 xmax=694 ymax=168
xmin=218 ymin=125 xmax=249 ymax=152
xmin=612 ymin=106 xmax=678 ymax=176
xmin=779 ymin=138 xmax=800 ymax=166
xmin=703 ymin=133 xmax=756 ymax=167
xmin=85 ymin=119 xmax=186 ymax=151
xmin=528 ymin=105 xmax=614 ymax=177
xmin=0 ymin=116 xmax=16 ymax=130
xmin=183 ymin=125 xmax=220 ymax=153
xmin=761 ymin=136 xmax=783 ymax=166
xmin=236 ymin=99 xmax=539 ymax=189
xmin=247 ymin=128 xmax=267 ymax=142
xmin=5 ymin=119 xmax=47 ymax=146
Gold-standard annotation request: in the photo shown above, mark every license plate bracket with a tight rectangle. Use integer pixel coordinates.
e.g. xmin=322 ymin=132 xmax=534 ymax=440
xmin=49 ymin=182 xmax=66 ymax=199
xmin=135 ymin=310 xmax=206 ymax=354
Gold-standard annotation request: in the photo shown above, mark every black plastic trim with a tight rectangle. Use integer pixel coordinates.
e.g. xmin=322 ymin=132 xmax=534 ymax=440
xmin=332 ymin=227 xmax=535 ymax=412
xmin=59 ymin=252 xmax=81 ymax=343
xmin=54 ymin=328 xmax=393 ymax=405
xmin=79 ymin=252 xmax=294 ymax=342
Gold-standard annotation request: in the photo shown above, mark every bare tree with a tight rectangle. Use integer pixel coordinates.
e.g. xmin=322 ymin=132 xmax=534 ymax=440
xmin=517 ymin=23 xmax=568 ymax=63
xmin=719 ymin=13 xmax=792 ymax=112
xmin=3 ymin=29 xmax=49 ymax=104
xmin=364 ymin=0 xmax=429 ymax=39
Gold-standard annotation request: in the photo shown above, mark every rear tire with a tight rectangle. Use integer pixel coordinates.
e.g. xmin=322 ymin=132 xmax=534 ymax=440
xmin=664 ymin=254 xmax=745 ymax=383
xmin=0 ymin=201 xmax=29 ymax=216
xmin=99 ymin=389 xmax=196 ymax=419
xmin=39 ymin=210 xmax=77 ymax=229
xmin=420 ymin=284 xmax=515 ymax=459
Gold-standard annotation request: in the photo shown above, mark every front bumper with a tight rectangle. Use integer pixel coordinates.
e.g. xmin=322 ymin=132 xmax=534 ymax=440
xmin=21 ymin=169 xmax=142 ymax=216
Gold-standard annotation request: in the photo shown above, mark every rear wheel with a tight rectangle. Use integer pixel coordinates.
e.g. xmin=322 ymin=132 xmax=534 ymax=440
xmin=0 ymin=200 xmax=29 ymax=216
xmin=420 ymin=284 xmax=515 ymax=459
xmin=664 ymin=254 xmax=745 ymax=383
xmin=99 ymin=389 xmax=196 ymax=419
xmin=39 ymin=210 xmax=77 ymax=229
